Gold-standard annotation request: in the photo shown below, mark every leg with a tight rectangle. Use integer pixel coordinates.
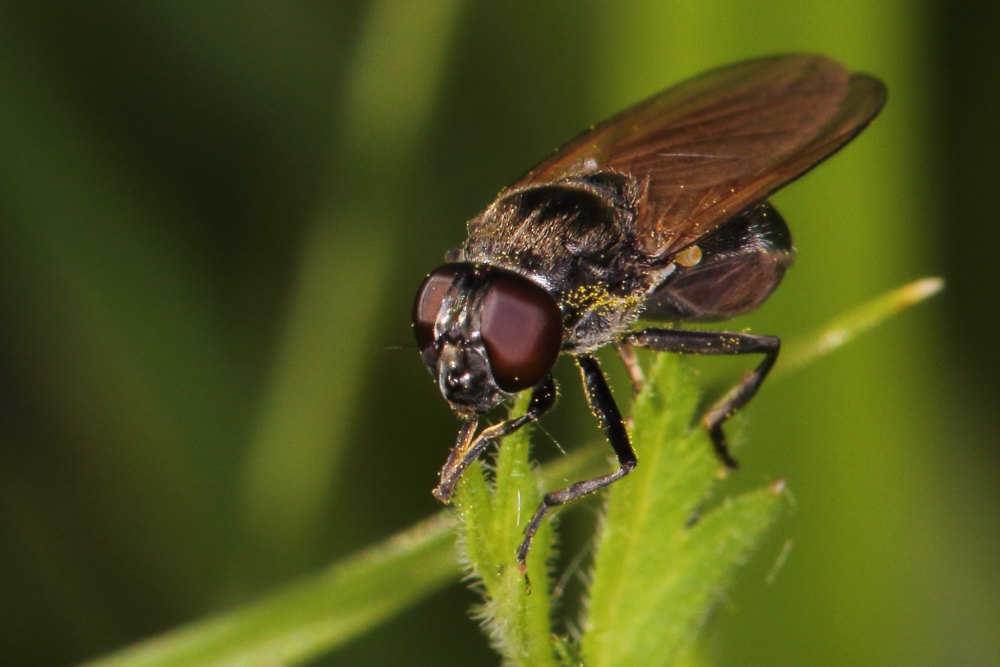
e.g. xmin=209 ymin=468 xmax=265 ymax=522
xmin=621 ymin=328 xmax=780 ymax=470
xmin=614 ymin=341 xmax=644 ymax=394
xmin=433 ymin=376 xmax=556 ymax=503
xmin=516 ymin=354 xmax=637 ymax=565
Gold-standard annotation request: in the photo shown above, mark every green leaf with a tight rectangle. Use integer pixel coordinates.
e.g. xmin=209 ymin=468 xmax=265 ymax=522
xmin=581 ymin=355 xmax=785 ymax=666
xmin=453 ymin=394 xmax=558 ymax=666
xmin=451 ymin=353 xmax=785 ymax=666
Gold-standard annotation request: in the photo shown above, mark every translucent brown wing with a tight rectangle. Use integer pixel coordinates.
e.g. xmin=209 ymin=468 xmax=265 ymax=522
xmin=506 ymin=54 xmax=887 ymax=261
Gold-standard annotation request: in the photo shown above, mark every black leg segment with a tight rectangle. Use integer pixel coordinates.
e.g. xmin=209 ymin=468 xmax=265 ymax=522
xmin=516 ymin=354 xmax=637 ymax=565
xmin=621 ymin=327 xmax=780 ymax=469
xmin=434 ymin=376 xmax=557 ymax=503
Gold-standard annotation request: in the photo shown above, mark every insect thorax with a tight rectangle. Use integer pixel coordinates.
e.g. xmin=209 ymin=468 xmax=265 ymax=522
xmin=462 ymin=171 xmax=653 ymax=352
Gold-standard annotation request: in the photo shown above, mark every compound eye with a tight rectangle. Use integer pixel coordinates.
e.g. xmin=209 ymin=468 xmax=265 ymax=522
xmin=480 ymin=272 xmax=562 ymax=392
xmin=413 ymin=265 xmax=461 ymax=350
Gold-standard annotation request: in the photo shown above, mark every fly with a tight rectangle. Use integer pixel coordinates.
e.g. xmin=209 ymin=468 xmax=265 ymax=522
xmin=412 ymin=54 xmax=887 ymax=564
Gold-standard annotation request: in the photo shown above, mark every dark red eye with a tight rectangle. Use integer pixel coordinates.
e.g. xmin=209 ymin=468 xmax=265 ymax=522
xmin=413 ymin=266 xmax=460 ymax=349
xmin=480 ymin=272 xmax=562 ymax=391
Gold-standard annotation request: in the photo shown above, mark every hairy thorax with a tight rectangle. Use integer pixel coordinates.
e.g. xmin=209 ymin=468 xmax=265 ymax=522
xmin=462 ymin=171 xmax=654 ymax=352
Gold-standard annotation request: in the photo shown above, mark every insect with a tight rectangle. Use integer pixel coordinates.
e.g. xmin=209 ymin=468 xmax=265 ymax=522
xmin=412 ymin=54 xmax=886 ymax=564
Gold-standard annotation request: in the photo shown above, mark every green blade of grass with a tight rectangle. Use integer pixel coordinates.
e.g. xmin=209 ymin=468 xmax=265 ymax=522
xmin=780 ymin=277 xmax=944 ymax=375
xmin=238 ymin=0 xmax=463 ymax=570
xmin=86 ymin=516 xmax=457 ymax=667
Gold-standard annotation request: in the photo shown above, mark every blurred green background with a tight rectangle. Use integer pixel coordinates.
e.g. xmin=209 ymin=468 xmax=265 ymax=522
xmin=1 ymin=1 xmax=998 ymax=665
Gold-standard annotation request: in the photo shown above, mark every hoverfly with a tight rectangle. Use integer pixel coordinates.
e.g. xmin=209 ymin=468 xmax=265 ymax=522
xmin=412 ymin=54 xmax=886 ymax=564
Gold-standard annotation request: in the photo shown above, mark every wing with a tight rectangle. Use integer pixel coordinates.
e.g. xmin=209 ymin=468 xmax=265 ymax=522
xmin=506 ymin=54 xmax=887 ymax=261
